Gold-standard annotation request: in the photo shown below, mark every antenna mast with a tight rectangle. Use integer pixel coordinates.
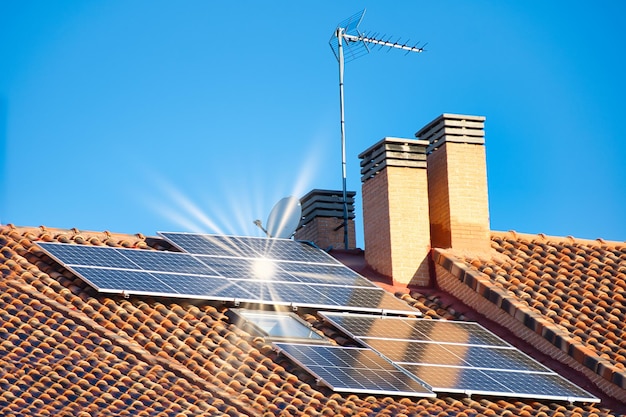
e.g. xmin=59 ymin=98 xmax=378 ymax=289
xmin=330 ymin=9 xmax=425 ymax=250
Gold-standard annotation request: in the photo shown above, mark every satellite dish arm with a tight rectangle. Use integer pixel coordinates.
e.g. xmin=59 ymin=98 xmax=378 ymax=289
xmin=253 ymin=220 xmax=268 ymax=236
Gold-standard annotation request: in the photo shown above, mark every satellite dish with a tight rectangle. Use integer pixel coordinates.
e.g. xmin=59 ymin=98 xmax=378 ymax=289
xmin=265 ymin=196 xmax=302 ymax=239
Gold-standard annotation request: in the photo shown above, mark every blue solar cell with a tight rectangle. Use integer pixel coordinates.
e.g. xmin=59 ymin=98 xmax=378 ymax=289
xmin=485 ymin=370 xmax=597 ymax=401
xmin=227 ymin=281 xmax=304 ymax=304
xmin=240 ymin=237 xmax=340 ymax=264
xmin=277 ymin=262 xmax=375 ymax=287
xmin=38 ymin=243 xmax=138 ymax=269
xmin=409 ymin=320 xmax=509 ymax=347
xmin=161 ymin=232 xmax=340 ymax=263
xmin=151 ymin=273 xmax=251 ymax=299
xmin=443 ymin=344 xmax=547 ymax=372
xmin=320 ymin=313 xmax=600 ymax=403
xmin=314 ymin=286 xmax=414 ymax=313
xmin=401 ymin=365 xmax=599 ymax=401
xmin=159 ymin=233 xmax=259 ymax=258
xmin=322 ymin=314 xmax=427 ymax=340
xmin=401 ymin=364 xmax=509 ymax=393
xmin=37 ymin=236 xmax=417 ymax=314
xmin=362 ymin=339 xmax=459 ymax=366
xmin=322 ymin=313 xmax=508 ymax=346
xmin=194 ymin=257 xmax=255 ymax=278
xmin=361 ymin=339 xmax=546 ymax=372
xmin=70 ymin=267 xmax=177 ymax=294
xmin=120 ymin=249 xmax=219 ymax=276
xmin=274 ymin=343 xmax=434 ymax=397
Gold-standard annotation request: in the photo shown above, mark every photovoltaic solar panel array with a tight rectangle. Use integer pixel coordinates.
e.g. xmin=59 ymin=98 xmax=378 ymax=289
xmin=273 ymin=343 xmax=434 ymax=398
xmin=36 ymin=232 xmax=416 ymax=314
xmin=314 ymin=312 xmax=599 ymax=403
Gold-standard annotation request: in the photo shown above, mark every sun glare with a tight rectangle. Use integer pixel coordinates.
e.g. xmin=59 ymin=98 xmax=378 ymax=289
xmin=252 ymin=257 xmax=276 ymax=280
xmin=140 ymin=135 xmax=326 ymax=237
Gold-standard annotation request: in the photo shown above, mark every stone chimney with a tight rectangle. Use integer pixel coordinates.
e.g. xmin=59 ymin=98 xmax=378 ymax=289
xmin=358 ymin=137 xmax=431 ymax=286
xmin=294 ymin=189 xmax=356 ymax=250
xmin=416 ymin=114 xmax=491 ymax=253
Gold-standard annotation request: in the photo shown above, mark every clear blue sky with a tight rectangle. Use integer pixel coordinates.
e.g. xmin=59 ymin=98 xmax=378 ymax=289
xmin=1 ymin=1 xmax=625 ymax=246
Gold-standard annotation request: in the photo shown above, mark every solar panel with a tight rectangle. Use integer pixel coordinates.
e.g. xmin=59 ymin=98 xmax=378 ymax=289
xmin=39 ymin=243 xmax=138 ymax=269
xmin=277 ymin=262 xmax=376 ymax=287
xmin=71 ymin=267 xmax=178 ymax=294
xmin=197 ymin=256 xmax=279 ymax=280
xmin=273 ymin=343 xmax=434 ymax=397
xmin=401 ymin=365 xmax=597 ymax=401
xmin=70 ymin=267 xmax=252 ymax=300
xmin=320 ymin=312 xmax=599 ymax=403
xmin=314 ymin=286 xmax=415 ymax=313
xmin=159 ymin=233 xmax=260 ymax=258
xmin=361 ymin=339 xmax=547 ymax=372
xmin=37 ymin=238 xmax=418 ymax=314
xmin=479 ymin=370 xmax=597 ymax=401
xmin=159 ymin=232 xmax=341 ymax=264
xmin=400 ymin=364 xmax=508 ymax=393
xmin=152 ymin=272 xmax=254 ymax=299
xmin=39 ymin=242 xmax=220 ymax=276
xmin=321 ymin=313 xmax=508 ymax=346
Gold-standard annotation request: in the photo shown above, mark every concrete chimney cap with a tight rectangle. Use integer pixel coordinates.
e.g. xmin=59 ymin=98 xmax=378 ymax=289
xmin=415 ymin=114 xmax=486 ymax=154
xmin=358 ymin=137 xmax=429 ymax=159
xmin=415 ymin=114 xmax=486 ymax=138
xmin=415 ymin=113 xmax=486 ymax=138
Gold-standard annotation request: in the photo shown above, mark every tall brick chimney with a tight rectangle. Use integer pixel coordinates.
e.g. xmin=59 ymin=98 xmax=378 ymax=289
xmin=294 ymin=189 xmax=357 ymax=250
xmin=358 ymin=137 xmax=431 ymax=286
xmin=416 ymin=114 xmax=491 ymax=253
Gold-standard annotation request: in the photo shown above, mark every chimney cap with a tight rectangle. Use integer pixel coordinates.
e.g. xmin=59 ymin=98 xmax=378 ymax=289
xmin=358 ymin=137 xmax=428 ymax=159
xmin=358 ymin=137 xmax=429 ymax=182
xmin=415 ymin=114 xmax=486 ymax=154
xmin=300 ymin=188 xmax=356 ymax=202
xmin=299 ymin=189 xmax=356 ymax=226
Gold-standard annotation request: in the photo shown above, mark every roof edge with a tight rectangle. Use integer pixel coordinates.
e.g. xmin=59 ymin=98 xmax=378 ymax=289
xmin=433 ymin=248 xmax=626 ymax=403
xmin=1 ymin=224 xmax=150 ymax=248
xmin=490 ymin=230 xmax=626 ymax=247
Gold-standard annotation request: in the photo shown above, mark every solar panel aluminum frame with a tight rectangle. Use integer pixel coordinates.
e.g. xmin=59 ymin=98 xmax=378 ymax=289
xmin=221 ymin=281 xmax=419 ymax=315
xmin=158 ymin=231 xmax=342 ymax=265
xmin=398 ymin=364 xmax=599 ymax=403
xmin=319 ymin=312 xmax=510 ymax=347
xmin=319 ymin=312 xmax=600 ymax=403
xmin=37 ymin=240 xmax=419 ymax=314
xmin=65 ymin=266 xmax=258 ymax=303
xmin=273 ymin=343 xmax=435 ymax=398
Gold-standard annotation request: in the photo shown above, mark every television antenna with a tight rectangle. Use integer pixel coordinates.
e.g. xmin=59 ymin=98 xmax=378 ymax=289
xmin=329 ymin=9 xmax=425 ymax=249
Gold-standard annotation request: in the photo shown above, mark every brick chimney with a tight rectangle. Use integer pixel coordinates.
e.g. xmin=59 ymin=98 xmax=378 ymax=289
xmin=294 ymin=189 xmax=357 ymax=250
xmin=358 ymin=137 xmax=431 ymax=286
xmin=416 ymin=114 xmax=491 ymax=253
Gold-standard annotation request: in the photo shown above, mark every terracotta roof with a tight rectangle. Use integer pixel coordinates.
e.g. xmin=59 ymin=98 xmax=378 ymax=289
xmin=1 ymin=225 xmax=625 ymax=416
xmin=434 ymin=231 xmax=626 ymax=405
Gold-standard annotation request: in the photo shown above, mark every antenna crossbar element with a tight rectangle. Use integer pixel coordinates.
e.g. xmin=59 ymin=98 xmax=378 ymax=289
xmin=329 ymin=9 xmax=425 ymax=249
xmin=343 ymin=33 xmax=424 ymax=54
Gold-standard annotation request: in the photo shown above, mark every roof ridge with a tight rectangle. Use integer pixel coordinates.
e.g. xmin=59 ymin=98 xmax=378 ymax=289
xmin=1 ymin=224 xmax=147 ymax=245
xmin=490 ymin=230 xmax=626 ymax=247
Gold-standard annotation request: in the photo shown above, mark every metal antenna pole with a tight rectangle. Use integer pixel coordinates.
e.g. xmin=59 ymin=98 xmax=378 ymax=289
xmin=329 ymin=9 xmax=425 ymax=250
xmin=337 ymin=27 xmax=349 ymax=251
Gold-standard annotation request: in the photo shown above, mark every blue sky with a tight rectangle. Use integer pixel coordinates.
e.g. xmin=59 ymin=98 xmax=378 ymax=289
xmin=1 ymin=1 xmax=624 ymax=246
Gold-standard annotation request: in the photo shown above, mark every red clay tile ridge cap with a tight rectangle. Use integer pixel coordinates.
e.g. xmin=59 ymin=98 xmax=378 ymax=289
xmin=433 ymin=244 xmax=509 ymax=265
xmin=439 ymin=230 xmax=625 ymax=262
xmin=492 ymin=230 xmax=626 ymax=247
xmin=0 ymin=224 xmax=149 ymax=249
